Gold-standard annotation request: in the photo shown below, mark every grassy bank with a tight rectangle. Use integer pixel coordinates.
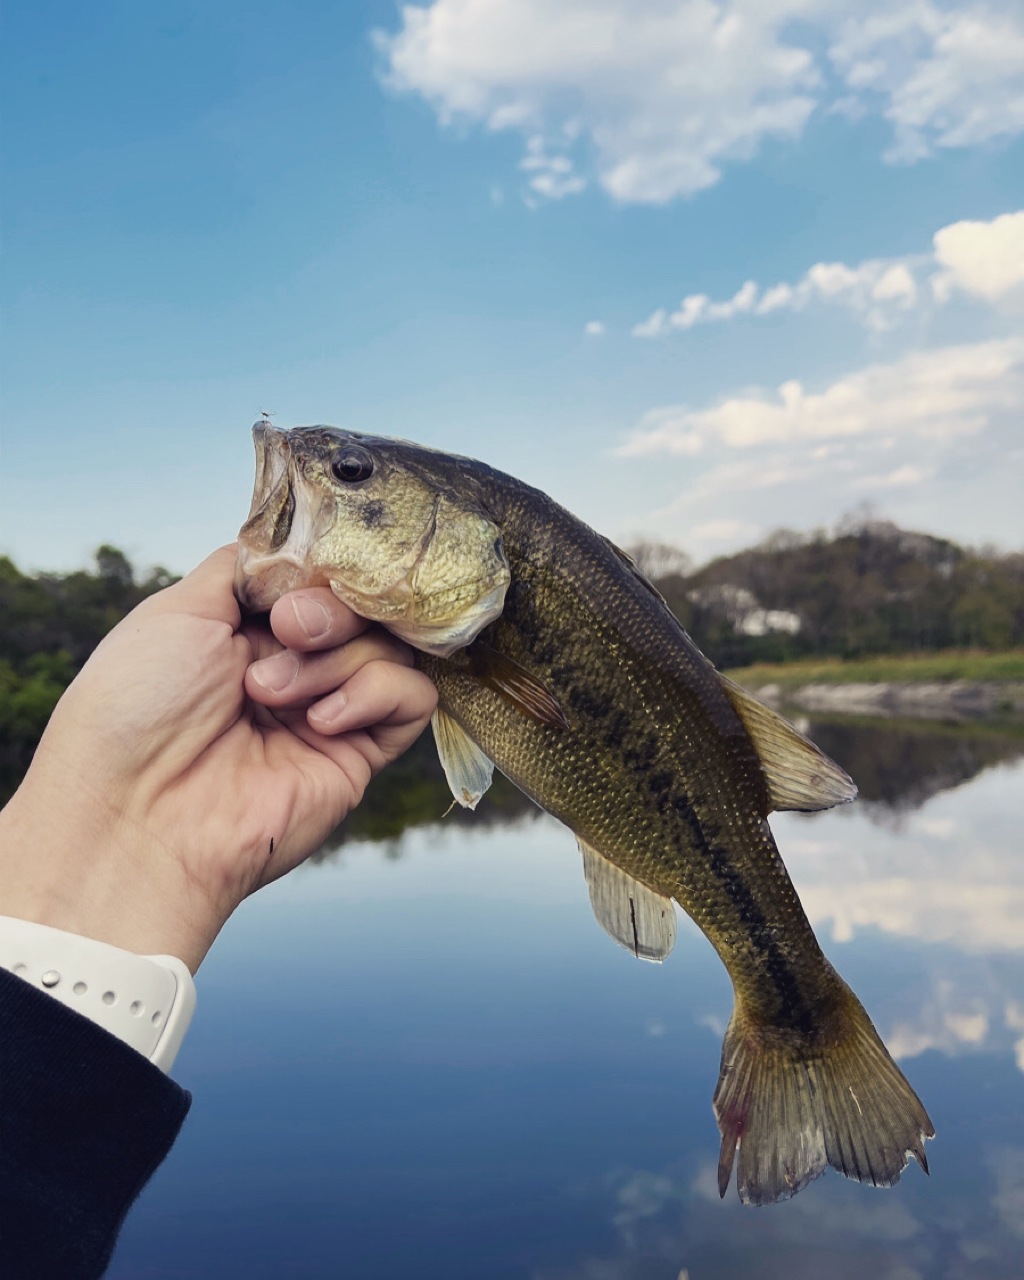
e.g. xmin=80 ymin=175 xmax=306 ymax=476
xmin=723 ymin=649 xmax=1024 ymax=691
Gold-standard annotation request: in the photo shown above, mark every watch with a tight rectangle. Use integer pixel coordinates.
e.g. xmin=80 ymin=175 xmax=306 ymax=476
xmin=0 ymin=915 xmax=196 ymax=1072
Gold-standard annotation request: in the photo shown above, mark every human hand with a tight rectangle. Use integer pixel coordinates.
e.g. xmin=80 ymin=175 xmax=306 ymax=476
xmin=0 ymin=545 xmax=437 ymax=972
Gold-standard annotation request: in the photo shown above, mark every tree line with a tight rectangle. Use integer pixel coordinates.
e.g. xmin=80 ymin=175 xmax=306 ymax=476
xmin=2 ymin=517 xmax=1022 ymax=802
xmin=0 ymin=547 xmax=176 ymax=802
xmin=633 ymin=514 xmax=1024 ymax=670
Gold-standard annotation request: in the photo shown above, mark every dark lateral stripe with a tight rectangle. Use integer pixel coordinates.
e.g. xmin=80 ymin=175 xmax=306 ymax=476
xmin=672 ymin=797 xmax=817 ymax=1035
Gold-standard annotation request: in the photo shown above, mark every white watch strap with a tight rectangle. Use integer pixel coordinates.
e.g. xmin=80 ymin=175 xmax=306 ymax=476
xmin=0 ymin=915 xmax=196 ymax=1072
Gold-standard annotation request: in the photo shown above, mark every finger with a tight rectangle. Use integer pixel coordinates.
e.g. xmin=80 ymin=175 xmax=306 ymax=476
xmin=256 ymin=675 xmax=433 ymax=825
xmin=307 ymin=660 xmax=437 ymax=739
xmin=135 ymin=544 xmax=242 ymax=629
xmin=245 ymin=668 xmax=437 ymax=882
xmin=269 ymin=588 xmax=371 ymax=652
xmin=245 ymin=630 xmax=414 ymax=706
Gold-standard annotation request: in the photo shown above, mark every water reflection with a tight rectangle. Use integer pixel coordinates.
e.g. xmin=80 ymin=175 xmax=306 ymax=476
xmin=324 ymin=719 xmax=1024 ymax=1070
xmin=532 ymin=1139 xmax=1024 ymax=1280
xmin=800 ymin=738 xmax=1021 ymax=916
xmin=801 ymin=717 xmax=1024 ymax=817
xmin=321 ymin=717 xmax=1024 ymax=858
xmin=103 ymin=722 xmax=1024 ymax=1280
xmin=313 ymin=732 xmax=540 ymax=858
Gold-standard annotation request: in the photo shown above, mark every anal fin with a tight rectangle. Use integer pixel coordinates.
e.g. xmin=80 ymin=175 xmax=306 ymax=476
xmin=431 ymin=708 xmax=494 ymax=810
xmin=579 ymin=840 xmax=676 ymax=962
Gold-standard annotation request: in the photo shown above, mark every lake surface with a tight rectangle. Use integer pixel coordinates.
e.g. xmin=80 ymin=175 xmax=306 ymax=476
xmin=106 ymin=720 xmax=1024 ymax=1280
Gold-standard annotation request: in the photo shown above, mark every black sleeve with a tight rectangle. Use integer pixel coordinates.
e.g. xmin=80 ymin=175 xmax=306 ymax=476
xmin=0 ymin=967 xmax=192 ymax=1280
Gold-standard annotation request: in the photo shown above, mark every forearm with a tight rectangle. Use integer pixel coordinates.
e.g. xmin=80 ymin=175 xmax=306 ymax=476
xmin=0 ymin=968 xmax=191 ymax=1280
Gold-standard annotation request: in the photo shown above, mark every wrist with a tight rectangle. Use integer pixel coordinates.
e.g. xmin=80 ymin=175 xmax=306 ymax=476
xmin=0 ymin=775 xmax=217 ymax=975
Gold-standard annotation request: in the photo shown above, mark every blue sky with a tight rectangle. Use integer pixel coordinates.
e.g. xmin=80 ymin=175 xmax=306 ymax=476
xmin=2 ymin=0 xmax=1023 ymax=575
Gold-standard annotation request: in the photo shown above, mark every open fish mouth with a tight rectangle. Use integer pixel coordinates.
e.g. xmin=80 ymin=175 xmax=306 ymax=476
xmin=234 ymin=424 xmax=332 ymax=611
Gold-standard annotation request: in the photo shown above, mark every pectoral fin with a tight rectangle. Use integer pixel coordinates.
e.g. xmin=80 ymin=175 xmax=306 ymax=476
xmin=579 ymin=840 xmax=677 ymax=962
xmin=469 ymin=643 xmax=570 ymax=730
xmin=431 ymin=708 xmax=494 ymax=810
xmin=720 ymin=676 xmax=857 ymax=812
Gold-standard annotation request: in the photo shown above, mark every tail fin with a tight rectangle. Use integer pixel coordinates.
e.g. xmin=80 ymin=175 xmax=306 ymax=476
xmin=713 ymin=992 xmax=934 ymax=1205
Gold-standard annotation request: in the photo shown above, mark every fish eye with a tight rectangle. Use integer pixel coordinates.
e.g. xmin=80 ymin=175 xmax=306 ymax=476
xmin=331 ymin=447 xmax=374 ymax=484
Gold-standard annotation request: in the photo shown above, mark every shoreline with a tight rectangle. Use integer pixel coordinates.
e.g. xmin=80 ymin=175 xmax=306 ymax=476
xmin=746 ymin=679 xmax=1024 ymax=722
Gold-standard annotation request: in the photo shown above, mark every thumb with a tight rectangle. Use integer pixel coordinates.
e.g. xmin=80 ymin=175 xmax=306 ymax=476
xmin=137 ymin=543 xmax=243 ymax=630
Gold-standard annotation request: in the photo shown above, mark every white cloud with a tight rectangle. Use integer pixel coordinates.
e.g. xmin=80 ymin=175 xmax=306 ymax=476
xmin=872 ymin=262 xmax=918 ymax=304
xmin=377 ymin=2 xmax=1024 ymax=205
xmin=757 ymin=281 xmax=796 ymax=314
xmin=932 ymin=210 xmax=1024 ymax=303
xmin=990 ymin=1149 xmax=1024 ymax=1237
xmin=1010 ymin=1004 xmax=1024 ymax=1073
xmin=671 ymin=294 xmax=709 ymax=329
xmin=635 ymin=257 xmax=923 ymax=336
xmin=377 ymin=0 xmax=819 ymax=204
xmin=708 ymin=280 xmax=758 ymax=319
xmin=621 ymin=404 xmax=705 ymax=455
xmin=829 ymin=3 xmax=1024 ymax=164
xmin=632 ymin=208 xmax=1021 ymax=335
xmin=519 ymin=134 xmax=587 ymax=199
xmin=631 ymin=307 xmax=669 ymax=338
xmin=634 ymin=285 xmax=759 ymax=335
xmin=618 ymin=338 xmax=1024 ymax=454
xmin=612 ymin=1170 xmax=684 ymax=1244
xmin=804 ymin=879 xmax=1024 ymax=955
xmin=867 ymin=979 xmax=1024 ymax=1068
xmin=612 ymin=335 xmax=1024 ymax=558
xmin=583 ymin=319 xmax=606 ymax=336
xmin=776 ymin=765 xmax=1024 ymax=959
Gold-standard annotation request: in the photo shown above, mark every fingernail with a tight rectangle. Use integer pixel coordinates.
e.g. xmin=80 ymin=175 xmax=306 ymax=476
xmin=292 ymin=596 xmax=332 ymax=642
xmin=250 ymin=650 xmax=300 ymax=693
xmin=309 ymin=689 xmax=347 ymax=728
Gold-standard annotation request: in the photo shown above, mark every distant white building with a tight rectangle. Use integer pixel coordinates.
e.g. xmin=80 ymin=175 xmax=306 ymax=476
xmin=687 ymin=584 xmax=801 ymax=636
xmin=738 ymin=608 xmax=801 ymax=637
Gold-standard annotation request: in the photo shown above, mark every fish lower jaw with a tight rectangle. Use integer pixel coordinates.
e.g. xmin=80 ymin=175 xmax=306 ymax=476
xmin=385 ymin=617 xmax=482 ymax=658
xmin=327 ymin=579 xmax=498 ymax=658
xmin=390 ymin=579 xmax=508 ymax=657
xmin=234 ymin=548 xmax=329 ymax=613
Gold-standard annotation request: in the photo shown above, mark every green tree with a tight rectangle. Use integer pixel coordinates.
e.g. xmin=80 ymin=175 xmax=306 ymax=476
xmin=0 ymin=548 xmax=177 ymax=803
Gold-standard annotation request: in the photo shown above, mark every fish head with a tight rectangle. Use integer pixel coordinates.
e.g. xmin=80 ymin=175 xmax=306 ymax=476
xmin=235 ymin=422 xmax=510 ymax=656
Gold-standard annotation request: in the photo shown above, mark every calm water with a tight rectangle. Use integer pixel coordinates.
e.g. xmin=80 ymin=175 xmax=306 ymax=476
xmin=107 ymin=721 xmax=1024 ymax=1280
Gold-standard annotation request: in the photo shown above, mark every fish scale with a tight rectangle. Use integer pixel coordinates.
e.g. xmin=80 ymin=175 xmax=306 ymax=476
xmin=235 ymin=421 xmax=934 ymax=1205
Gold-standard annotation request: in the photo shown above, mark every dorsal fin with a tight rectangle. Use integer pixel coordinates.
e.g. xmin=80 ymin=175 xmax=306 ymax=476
xmin=430 ymin=708 xmax=494 ymax=810
xmin=579 ymin=839 xmax=677 ymax=962
xmin=719 ymin=676 xmax=857 ymax=812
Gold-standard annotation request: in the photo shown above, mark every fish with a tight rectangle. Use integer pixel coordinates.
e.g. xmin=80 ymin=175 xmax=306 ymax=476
xmin=235 ymin=421 xmax=934 ymax=1205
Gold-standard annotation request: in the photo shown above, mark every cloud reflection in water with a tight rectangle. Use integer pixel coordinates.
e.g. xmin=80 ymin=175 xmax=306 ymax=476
xmin=106 ymin=723 xmax=1024 ymax=1280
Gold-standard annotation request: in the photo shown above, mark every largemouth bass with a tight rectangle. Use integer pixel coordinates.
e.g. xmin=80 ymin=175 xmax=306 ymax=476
xmin=235 ymin=421 xmax=934 ymax=1204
